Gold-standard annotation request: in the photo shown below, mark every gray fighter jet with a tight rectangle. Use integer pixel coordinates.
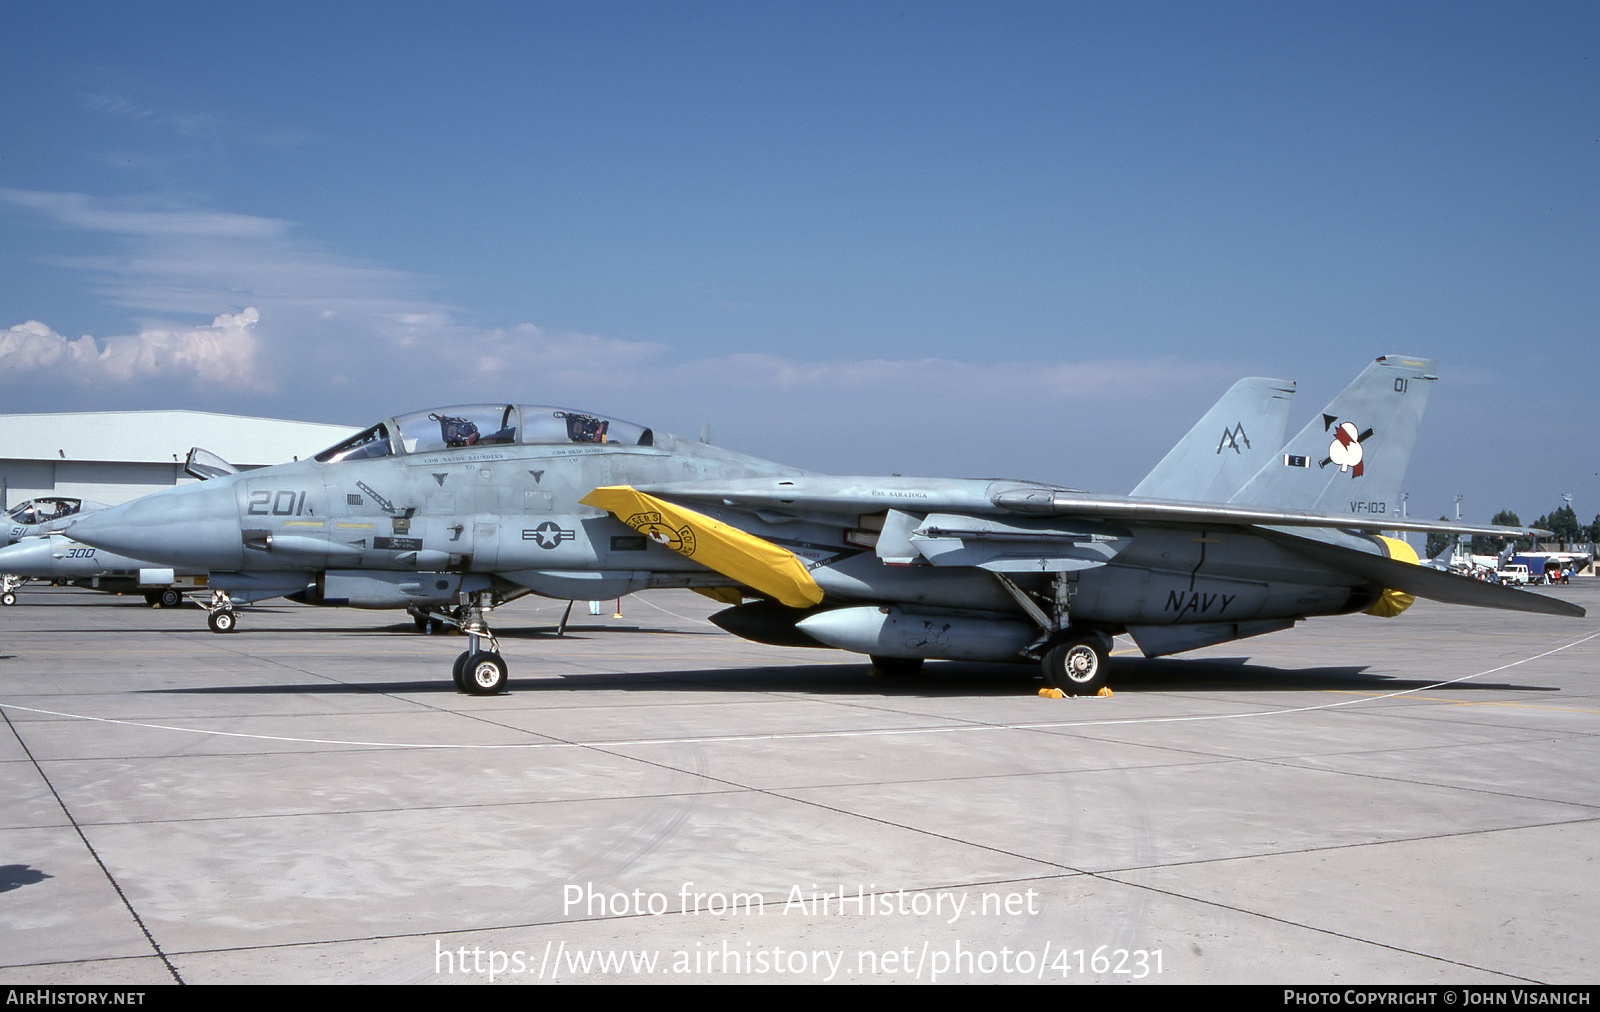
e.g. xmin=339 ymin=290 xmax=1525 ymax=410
xmin=67 ymin=356 xmax=1578 ymax=695
xmin=55 ymin=376 xmax=1292 ymax=651
xmin=0 ymin=451 xmax=279 ymax=609
xmin=2 ymin=497 xmax=112 ymax=605
xmin=4 ymin=496 xmax=105 ymax=546
xmin=0 ymin=534 xmax=205 ymax=607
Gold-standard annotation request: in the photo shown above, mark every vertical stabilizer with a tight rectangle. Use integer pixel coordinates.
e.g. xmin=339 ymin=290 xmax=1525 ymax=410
xmin=1230 ymin=355 xmax=1436 ymax=519
xmin=1131 ymin=377 xmax=1296 ymax=502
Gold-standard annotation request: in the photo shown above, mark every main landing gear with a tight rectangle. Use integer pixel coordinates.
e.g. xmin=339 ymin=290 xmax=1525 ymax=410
xmin=143 ymin=587 xmax=184 ymax=608
xmin=992 ymin=572 xmax=1114 ymax=696
xmin=0 ymin=574 xmax=20 ymax=607
xmin=1040 ymin=630 xmax=1111 ymax=696
xmin=451 ymin=590 xmax=508 ymax=695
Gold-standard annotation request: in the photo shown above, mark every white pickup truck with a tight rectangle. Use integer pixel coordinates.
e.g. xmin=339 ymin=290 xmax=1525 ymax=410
xmin=1497 ymin=564 xmax=1530 ymax=586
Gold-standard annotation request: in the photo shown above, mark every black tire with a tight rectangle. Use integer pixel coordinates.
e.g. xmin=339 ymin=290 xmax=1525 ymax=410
xmin=208 ymin=609 xmax=238 ymax=634
xmin=158 ymin=588 xmax=183 ymax=609
xmin=1042 ymin=634 xmax=1110 ymax=695
xmin=460 ymin=651 xmax=509 ymax=695
xmin=870 ymin=655 xmax=923 ymax=677
xmin=414 ymin=614 xmax=430 ymax=633
xmin=143 ymin=591 xmax=161 ymax=606
xmin=451 ymin=651 xmax=471 ymax=690
xmin=0 ymin=591 xmax=15 ymax=607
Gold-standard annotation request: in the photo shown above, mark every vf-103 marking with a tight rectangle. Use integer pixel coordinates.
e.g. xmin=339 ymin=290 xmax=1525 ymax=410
xmin=67 ymin=359 xmax=1579 ymax=696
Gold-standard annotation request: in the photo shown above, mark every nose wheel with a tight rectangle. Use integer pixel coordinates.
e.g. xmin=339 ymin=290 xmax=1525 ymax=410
xmin=454 ymin=650 xmax=508 ymax=694
xmin=450 ymin=590 xmax=509 ymax=694
xmin=203 ymin=589 xmax=238 ymax=633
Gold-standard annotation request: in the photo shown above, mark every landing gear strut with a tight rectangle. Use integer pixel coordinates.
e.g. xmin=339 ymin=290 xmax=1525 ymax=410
xmin=452 ymin=590 xmax=507 ymax=695
xmin=1 ymin=574 xmax=22 ymax=606
xmin=993 ymin=571 xmax=1115 ymax=696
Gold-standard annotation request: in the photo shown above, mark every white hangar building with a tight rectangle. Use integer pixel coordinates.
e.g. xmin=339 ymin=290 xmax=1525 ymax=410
xmin=0 ymin=411 xmax=359 ymax=509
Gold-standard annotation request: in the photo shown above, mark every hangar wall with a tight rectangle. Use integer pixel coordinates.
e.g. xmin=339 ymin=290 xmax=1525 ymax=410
xmin=0 ymin=410 xmax=358 ymax=508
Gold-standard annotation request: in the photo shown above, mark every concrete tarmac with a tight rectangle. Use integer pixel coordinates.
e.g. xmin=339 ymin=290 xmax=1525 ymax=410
xmin=1 ymin=581 xmax=1596 ymax=984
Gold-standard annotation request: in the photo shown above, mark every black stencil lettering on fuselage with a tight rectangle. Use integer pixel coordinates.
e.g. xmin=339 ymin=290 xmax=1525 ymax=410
xmin=1165 ymin=590 xmax=1236 ymax=618
xmin=373 ymin=536 xmax=423 ymax=551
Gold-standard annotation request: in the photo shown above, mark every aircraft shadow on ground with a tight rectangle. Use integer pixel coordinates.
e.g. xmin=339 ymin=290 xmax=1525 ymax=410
xmin=0 ymin=864 xmax=52 ymax=893
xmin=143 ymin=656 xmax=1560 ymax=697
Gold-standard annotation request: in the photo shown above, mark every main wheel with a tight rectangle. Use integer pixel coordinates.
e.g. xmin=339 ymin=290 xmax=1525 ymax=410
xmin=143 ymin=591 xmax=161 ymax=606
xmin=460 ymin=652 xmax=508 ymax=695
xmin=870 ymin=655 xmax=923 ymax=677
xmin=158 ymin=588 xmax=183 ymax=609
xmin=0 ymin=591 xmax=15 ymax=607
xmin=1042 ymin=634 xmax=1110 ymax=695
xmin=207 ymin=609 xmax=238 ymax=633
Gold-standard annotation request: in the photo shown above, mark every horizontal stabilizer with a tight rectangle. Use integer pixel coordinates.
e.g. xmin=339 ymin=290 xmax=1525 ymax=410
xmin=1263 ymin=530 xmax=1586 ymax=618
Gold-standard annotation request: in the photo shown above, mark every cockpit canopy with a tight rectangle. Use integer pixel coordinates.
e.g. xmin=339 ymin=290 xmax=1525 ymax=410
xmin=314 ymin=404 xmax=654 ymax=463
xmin=5 ymin=497 xmax=88 ymax=525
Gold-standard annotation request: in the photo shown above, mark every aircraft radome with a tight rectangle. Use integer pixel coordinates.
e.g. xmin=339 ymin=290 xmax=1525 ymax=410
xmin=66 ymin=356 xmax=1580 ymax=696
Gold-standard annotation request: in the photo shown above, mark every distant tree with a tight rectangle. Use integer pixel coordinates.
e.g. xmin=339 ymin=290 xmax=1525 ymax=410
xmin=1473 ymin=509 xmax=1531 ymax=555
xmin=1425 ymin=518 xmax=1453 ymax=559
xmin=1588 ymin=515 xmax=1600 ymax=544
xmin=1544 ymin=505 xmax=1582 ymax=547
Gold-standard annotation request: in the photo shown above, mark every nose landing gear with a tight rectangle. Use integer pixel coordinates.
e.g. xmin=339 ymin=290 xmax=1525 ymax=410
xmin=451 ymin=591 xmax=508 ymax=695
xmin=203 ymin=589 xmax=238 ymax=633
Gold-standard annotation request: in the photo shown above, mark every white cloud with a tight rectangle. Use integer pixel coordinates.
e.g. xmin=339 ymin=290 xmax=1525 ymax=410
xmin=0 ymin=309 xmax=268 ymax=391
xmin=0 ymin=189 xmax=288 ymax=239
xmin=0 ymin=187 xmax=1233 ymax=486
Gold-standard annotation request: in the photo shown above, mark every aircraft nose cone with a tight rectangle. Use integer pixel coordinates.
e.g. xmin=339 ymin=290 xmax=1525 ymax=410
xmin=69 ymin=481 xmax=244 ymax=571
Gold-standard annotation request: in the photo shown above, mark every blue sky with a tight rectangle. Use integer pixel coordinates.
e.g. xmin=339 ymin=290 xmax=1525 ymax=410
xmin=1 ymin=2 xmax=1594 ymax=525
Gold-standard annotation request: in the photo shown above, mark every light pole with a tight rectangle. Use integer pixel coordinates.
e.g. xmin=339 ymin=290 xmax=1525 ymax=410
xmin=1455 ymin=494 xmax=1464 ymax=564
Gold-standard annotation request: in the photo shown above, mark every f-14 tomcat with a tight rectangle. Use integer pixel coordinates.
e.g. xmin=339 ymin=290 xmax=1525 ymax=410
xmin=67 ymin=356 xmax=1580 ymax=695
xmin=1 ymin=497 xmax=110 ymax=606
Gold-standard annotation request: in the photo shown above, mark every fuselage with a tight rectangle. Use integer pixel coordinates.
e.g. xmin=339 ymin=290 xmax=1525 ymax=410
xmin=69 ymin=402 xmax=1381 ymax=650
xmin=69 ymin=405 xmax=805 ymax=604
